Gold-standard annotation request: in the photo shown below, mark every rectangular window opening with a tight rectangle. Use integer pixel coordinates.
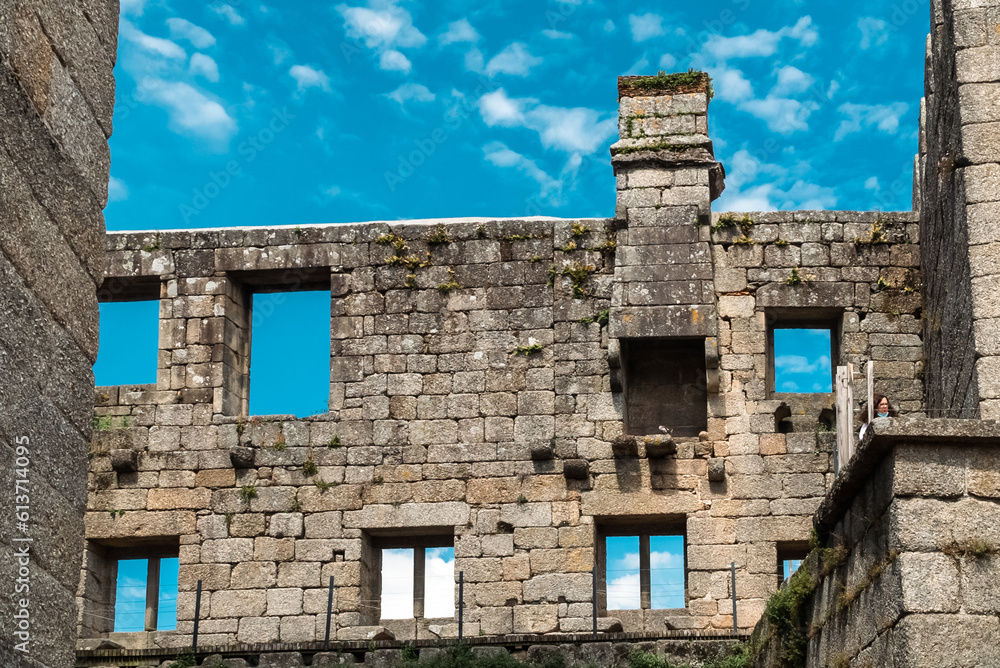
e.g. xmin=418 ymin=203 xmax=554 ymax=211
xmin=363 ymin=532 xmax=455 ymax=622
xmin=622 ymin=339 xmax=707 ymax=437
xmin=777 ymin=542 xmax=810 ymax=586
xmin=80 ymin=541 xmax=178 ymax=637
xmin=248 ymin=289 xmax=331 ymax=417
xmin=95 ymin=281 xmax=160 ymax=386
xmin=599 ymin=521 xmax=686 ymax=612
xmin=113 ymin=556 xmax=178 ymax=632
xmin=769 ymin=322 xmax=837 ymax=394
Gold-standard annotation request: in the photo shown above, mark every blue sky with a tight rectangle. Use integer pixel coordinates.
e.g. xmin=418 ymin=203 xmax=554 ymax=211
xmin=248 ymin=290 xmax=331 ymax=417
xmin=105 ymin=0 xmax=929 ymax=231
xmin=114 ymin=558 xmax=178 ymax=632
xmin=774 ymin=328 xmax=833 ymax=392
xmin=95 ymin=301 xmax=160 ymax=386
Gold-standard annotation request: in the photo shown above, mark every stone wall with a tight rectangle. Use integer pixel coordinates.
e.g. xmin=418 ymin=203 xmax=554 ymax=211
xmin=76 ymin=635 xmax=746 ymax=668
xmin=0 ymin=2 xmax=117 ymax=667
xmin=753 ymin=418 xmax=1000 ymax=667
xmin=81 ymin=190 xmax=923 ymax=649
xmin=920 ymin=0 xmax=1000 ymax=419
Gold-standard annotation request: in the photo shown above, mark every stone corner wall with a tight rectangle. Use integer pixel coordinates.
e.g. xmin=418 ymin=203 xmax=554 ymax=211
xmin=921 ymin=0 xmax=1000 ymax=419
xmin=752 ymin=418 xmax=1000 ymax=667
xmin=0 ymin=2 xmax=118 ymax=668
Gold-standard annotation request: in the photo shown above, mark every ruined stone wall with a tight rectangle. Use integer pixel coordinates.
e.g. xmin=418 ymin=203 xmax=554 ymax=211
xmin=920 ymin=0 xmax=1000 ymax=419
xmin=752 ymin=419 xmax=1000 ymax=667
xmin=81 ymin=197 xmax=922 ymax=650
xmin=0 ymin=1 xmax=118 ymax=667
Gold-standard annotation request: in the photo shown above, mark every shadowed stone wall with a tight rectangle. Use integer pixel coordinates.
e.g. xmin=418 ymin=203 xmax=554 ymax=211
xmin=920 ymin=0 xmax=1000 ymax=419
xmin=0 ymin=1 xmax=118 ymax=667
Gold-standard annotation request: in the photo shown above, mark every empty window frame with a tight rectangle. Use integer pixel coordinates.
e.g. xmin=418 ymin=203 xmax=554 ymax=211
xmin=598 ymin=521 xmax=686 ymax=612
xmin=769 ymin=320 xmax=838 ymax=394
xmin=247 ymin=288 xmax=331 ymax=417
xmin=79 ymin=541 xmax=179 ymax=636
xmin=365 ymin=534 xmax=455 ymax=621
xmin=114 ymin=556 xmax=179 ymax=632
xmin=777 ymin=542 xmax=810 ymax=586
xmin=621 ymin=339 xmax=707 ymax=437
xmin=94 ymin=278 xmax=161 ymax=386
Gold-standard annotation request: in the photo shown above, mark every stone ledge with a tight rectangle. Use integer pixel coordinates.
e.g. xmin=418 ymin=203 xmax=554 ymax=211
xmin=813 ymin=417 xmax=1000 ymax=535
xmin=75 ymin=630 xmax=751 ymax=666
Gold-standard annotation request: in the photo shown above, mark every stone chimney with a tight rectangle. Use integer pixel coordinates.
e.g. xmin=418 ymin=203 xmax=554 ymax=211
xmin=608 ymin=71 xmax=725 ymax=342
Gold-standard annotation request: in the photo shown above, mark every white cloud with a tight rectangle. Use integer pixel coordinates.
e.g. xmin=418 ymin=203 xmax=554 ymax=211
xmin=785 ymin=16 xmax=819 ymax=46
xmin=380 ymin=549 xmax=414 ymax=619
xmin=189 ymin=53 xmax=220 ymax=82
xmin=529 ymin=105 xmax=618 ymax=154
xmin=108 ymin=176 xmax=129 ymax=202
xmin=708 ymin=63 xmax=819 ymax=133
xmin=137 ymin=79 xmax=237 ymax=147
xmin=336 ymin=1 xmax=426 ymax=50
xmin=865 ymin=176 xmax=880 ymax=191
xmin=776 ymin=354 xmax=831 ymax=375
xmin=289 ymin=64 xmax=332 ymax=92
xmin=267 ymin=39 xmax=292 ymax=65
xmin=478 ymin=88 xmax=616 ymax=155
xmin=701 ymin=16 xmax=817 ymax=61
xmin=439 ymin=18 xmax=479 ymax=46
xmin=543 ymin=30 xmax=574 ymax=40
xmin=858 ymin=17 xmax=889 ymax=50
xmin=479 ymin=89 xmax=527 ymax=126
xmin=834 ymin=102 xmax=908 ymax=141
xmin=603 ymin=19 xmax=616 ymax=33
xmin=379 ymin=49 xmax=412 ymax=73
xmin=322 ymin=185 xmax=342 ymax=198
xmin=212 ymin=4 xmax=246 ymax=26
xmin=629 ymin=13 xmax=666 ymax=42
xmin=771 ymin=65 xmax=815 ymax=96
xmin=167 ymin=18 xmax=216 ymax=49
xmin=424 ymin=548 xmax=455 ymax=618
xmin=120 ymin=0 xmax=146 ymax=16
xmin=715 ymin=149 xmax=837 ymax=212
xmin=387 ymin=83 xmax=435 ymax=105
xmin=607 ymin=573 xmax=640 ymax=610
xmin=659 ymin=53 xmax=676 ymax=70
xmin=742 ymin=96 xmax=819 ymax=133
xmin=120 ymin=20 xmax=186 ymax=60
xmin=484 ymin=42 xmax=543 ymax=77
xmin=709 ymin=65 xmax=754 ymax=104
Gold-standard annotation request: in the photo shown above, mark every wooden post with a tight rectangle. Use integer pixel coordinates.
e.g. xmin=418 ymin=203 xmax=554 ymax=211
xmin=867 ymin=360 xmax=875 ymax=424
xmin=835 ymin=364 xmax=855 ymax=473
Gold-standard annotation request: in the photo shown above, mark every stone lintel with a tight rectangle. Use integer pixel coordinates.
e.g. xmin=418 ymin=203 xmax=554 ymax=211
xmin=609 ymin=304 xmax=718 ymax=339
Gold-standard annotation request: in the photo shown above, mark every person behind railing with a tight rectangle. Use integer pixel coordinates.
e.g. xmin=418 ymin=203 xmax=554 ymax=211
xmin=859 ymin=394 xmax=897 ymax=440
